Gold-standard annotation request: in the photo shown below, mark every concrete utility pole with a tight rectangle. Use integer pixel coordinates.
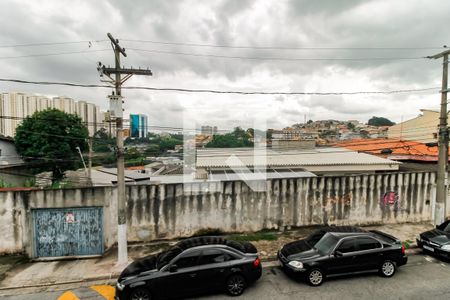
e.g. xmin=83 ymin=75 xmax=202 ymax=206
xmin=428 ymin=48 xmax=450 ymax=225
xmin=97 ymin=33 xmax=152 ymax=265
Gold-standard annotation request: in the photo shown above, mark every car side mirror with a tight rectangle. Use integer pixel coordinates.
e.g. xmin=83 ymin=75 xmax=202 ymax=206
xmin=334 ymin=251 xmax=343 ymax=257
xmin=169 ymin=264 xmax=178 ymax=272
xmin=436 ymin=225 xmax=440 ymax=229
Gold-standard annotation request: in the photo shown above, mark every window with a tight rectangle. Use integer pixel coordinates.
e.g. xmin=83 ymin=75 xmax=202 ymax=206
xmin=337 ymin=239 xmax=357 ymax=253
xmin=199 ymin=249 xmax=232 ymax=265
xmin=174 ymin=251 xmax=201 ymax=269
xmin=356 ymin=238 xmax=381 ymax=251
xmin=438 ymin=221 xmax=450 ymax=232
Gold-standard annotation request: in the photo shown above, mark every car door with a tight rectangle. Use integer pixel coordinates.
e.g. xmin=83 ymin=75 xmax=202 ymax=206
xmin=160 ymin=249 xmax=202 ymax=299
xmin=353 ymin=237 xmax=383 ymax=271
xmin=327 ymin=238 xmax=359 ymax=274
xmin=196 ymin=249 xmax=234 ymax=291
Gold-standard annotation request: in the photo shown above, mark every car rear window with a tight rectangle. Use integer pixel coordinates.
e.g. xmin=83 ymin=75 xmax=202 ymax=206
xmin=357 ymin=238 xmax=382 ymax=250
xmin=199 ymin=249 xmax=233 ymax=265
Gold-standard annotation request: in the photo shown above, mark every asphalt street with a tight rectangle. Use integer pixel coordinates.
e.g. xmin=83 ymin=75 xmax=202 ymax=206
xmin=1 ymin=253 xmax=449 ymax=300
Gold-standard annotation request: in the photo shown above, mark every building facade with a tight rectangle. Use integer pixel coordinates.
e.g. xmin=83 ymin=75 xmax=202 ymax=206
xmin=201 ymin=125 xmax=218 ymax=135
xmin=388 ymin=109 xmax=440 ymax=143
xmin=0 ymin=92 xmax=104 ymax=137
xmin=130 ymin=113 xmax=148 ymax=138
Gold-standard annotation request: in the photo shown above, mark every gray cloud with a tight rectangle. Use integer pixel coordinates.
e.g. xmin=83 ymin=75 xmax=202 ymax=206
xmin=0 ymin=0 xmax=449 ymax=130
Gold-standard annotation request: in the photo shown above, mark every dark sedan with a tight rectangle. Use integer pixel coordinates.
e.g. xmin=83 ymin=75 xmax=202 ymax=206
xmin=115 ymin=237 xmax=262 ymax=300
xmin=280 ymin=226 xmax=367 ymax=258
xmin=417 ymin=220 xmax=450 ymax=260
xmin=278 ymin=230 xmax=407 ymax=286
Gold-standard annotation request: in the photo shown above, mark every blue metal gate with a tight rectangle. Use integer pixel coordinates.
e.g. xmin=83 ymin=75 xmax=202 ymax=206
xmin=32 ymin=207 xmax=103 ymax=258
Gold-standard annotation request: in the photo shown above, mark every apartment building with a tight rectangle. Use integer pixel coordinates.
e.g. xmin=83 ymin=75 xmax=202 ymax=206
xmin=130 ymin=113 xmax=148 ymax=138
xmin=0 ymin=92 xmax=105 ymax=137
xmin=388 ymin=109 xmax=440 ymax=143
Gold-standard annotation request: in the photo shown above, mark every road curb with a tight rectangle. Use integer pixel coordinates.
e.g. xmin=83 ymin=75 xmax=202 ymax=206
xmin=0 ymin=247 xmax=422 ymax=292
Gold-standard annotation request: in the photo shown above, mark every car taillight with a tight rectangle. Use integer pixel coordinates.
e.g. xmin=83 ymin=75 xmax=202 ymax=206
xmin=401 ymin=245 xmax=405 ymax=254
xmin=253 ymin=257 xmax=261 ymax=268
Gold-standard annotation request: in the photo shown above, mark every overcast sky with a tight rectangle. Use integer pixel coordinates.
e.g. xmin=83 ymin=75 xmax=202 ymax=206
xmin=1 ymin=0 xmax=449 ymax=132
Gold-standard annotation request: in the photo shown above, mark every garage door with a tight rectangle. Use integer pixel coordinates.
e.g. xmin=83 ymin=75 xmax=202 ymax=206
xmin=32 ymin=207 xmax=103 ymax=258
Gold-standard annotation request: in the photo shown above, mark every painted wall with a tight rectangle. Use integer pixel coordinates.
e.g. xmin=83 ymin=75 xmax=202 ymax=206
xmin=388 ymin=109 xmax=440 ymax=143
xmin=0 ymin=172 xmax=440 ymax=256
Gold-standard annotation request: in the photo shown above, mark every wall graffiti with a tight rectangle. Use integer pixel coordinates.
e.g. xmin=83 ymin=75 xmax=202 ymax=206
xmin=381 ymin=191 xmax=409 ymax=213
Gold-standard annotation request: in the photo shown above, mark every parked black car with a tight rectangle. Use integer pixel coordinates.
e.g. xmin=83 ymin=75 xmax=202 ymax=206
xmin=278 ymin=230 xmax=407 ymax=286
xmin=417 ymin=219 xmax=450 ymax=260
xmin=280 ymin=226 xmax=368 ymax=257
xmin=115 ymin=236 xmax=262 ymax=300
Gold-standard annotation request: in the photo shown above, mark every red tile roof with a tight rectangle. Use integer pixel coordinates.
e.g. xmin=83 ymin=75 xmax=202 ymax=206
xmin=335 ymin=138 xmax=442 ymax=162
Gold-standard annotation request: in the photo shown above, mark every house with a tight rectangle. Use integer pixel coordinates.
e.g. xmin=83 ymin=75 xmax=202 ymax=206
xmin=335 ymin=138 xmax=446 ymax=171
xmin=388 ymin=109 xmax=440 ymax=143
xmin=0 ymin=136 xmax=23 ymax=166
xmin=196 ymin=147 xmax=400 ymax=177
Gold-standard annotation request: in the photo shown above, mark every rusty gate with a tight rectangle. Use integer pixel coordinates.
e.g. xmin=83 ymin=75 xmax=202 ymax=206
xmin=32 ymin=207 xmax=103 ymax=258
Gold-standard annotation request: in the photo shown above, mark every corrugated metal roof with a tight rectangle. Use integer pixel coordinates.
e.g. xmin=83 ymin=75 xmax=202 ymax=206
xmin=196 ymin=147 xmax=400 ymax=168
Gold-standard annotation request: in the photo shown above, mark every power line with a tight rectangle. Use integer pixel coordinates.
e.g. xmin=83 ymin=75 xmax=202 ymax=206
xmin=0 ymin=78 xmax=440 ymax=95
xmin=122 ymin=39 xmax=448 ymax=51
xmin=128 ymin=47 xmax=427 ymax=62
xmin=0 ymin=40 xmax=108 ymax=49
xmin=0 ymin=49 xmax=110 ymax=60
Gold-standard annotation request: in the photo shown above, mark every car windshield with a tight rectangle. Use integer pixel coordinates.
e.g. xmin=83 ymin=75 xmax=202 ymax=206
xmin=443 ymin=223 xmax=450 ymax=232
xmin=313 ymin=233 xmax=340 ymax=255
xmin=305 ymin=231 xmax=325 ymax=246
xmin=156 ymin=247 xmax=183 ymax=270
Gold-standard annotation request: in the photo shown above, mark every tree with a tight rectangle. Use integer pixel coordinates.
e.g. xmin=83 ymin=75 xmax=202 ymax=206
xmin=347 ymin=122 xmax=356 ymax=131
xmin=15 ymin=109 xmax=89 ymax=181
xmin=368 ymin=116 xmax=395 ymax=127
xmin=93 ymin=128 xmax=115 ymax=152
xmin=205 ymin=127 xmax=253 ymax=148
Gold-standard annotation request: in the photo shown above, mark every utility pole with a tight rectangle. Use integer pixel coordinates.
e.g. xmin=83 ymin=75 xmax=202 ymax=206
xmin=97 ymin=33 xmax=152 ymax=265
xmin=428 ymin=48 xmax=450 ymax=225
xmin=88 ymin=137 xmax=93 ymax=180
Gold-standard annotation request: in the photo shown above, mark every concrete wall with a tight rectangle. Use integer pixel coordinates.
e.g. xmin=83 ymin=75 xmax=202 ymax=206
xmin=0 ymin=172 xmax=439 ymax=256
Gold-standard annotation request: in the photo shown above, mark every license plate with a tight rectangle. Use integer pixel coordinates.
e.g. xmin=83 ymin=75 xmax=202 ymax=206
xmin=423 ymin=245 xmax=434 ymax=252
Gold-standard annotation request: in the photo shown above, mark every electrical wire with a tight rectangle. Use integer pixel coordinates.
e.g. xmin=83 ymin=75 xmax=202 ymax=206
xmin=121 ymin=39 xmax=448 ymax=51
xmin=0 ymin=78 xmax=440 ymax=95
xmin=0 ymin=40 xmax=108 ymax=48
xmin=128 ymin=47 xmax=427 ymax=62
xmin=0 ymin=49 xmax=110 ymax=60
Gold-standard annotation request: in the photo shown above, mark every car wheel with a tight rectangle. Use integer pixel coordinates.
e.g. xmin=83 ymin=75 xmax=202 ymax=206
xmin=226 ymin=274 xmax=247 ymax=296
xmin=307 ymin=268 xmax=324 ymax=286
xmin=379 ymin=260 xmax=396 ymax=277
xmin=130 ymin=287 xmax=151 ymax=300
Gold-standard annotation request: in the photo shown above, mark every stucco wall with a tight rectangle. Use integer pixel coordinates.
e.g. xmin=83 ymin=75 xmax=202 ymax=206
xmin=0 ymin=172 xmax=439 ymax=256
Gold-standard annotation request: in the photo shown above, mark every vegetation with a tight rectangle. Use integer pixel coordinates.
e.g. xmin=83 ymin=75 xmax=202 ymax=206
xmin=227 ymin=231 xmax=278 ymax=242
xmin=191 ymin=228 xmax=225 ymax=237
xmin=15 ymin=109 xmax=89 ymax=181
xmin=206 ymin=127 xmax=253 ymax=148
xmin=92 ymin=128 xmax=115 ymax=153
xmin=347 ymin=122 xmax=356 ymax=131
xmin=368 ymin=116 xmax=395 ymax=126
xmin=124 ymin=134 xmax=183 ymax=155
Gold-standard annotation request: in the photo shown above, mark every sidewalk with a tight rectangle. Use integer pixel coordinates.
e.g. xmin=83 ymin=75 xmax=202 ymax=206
xmin=0 ymin=222 xmax=433 ymax=295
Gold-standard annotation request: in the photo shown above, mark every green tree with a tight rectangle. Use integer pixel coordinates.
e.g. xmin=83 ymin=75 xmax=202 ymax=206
xmin=368 ymin=116 xmax=395 ymax=126
xmin=93 ymin=128 xmax=114 ymax=152
xmin=15 ymin=109 xmax=89 ymax=181
xmin=206 ymin=127 xmax=253 ymax=148
xmin=347 ymin=122 xmax=356 ymax=131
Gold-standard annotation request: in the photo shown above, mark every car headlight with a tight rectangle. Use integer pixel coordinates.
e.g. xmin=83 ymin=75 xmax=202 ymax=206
xmin=288 ymin=260 xmax=303 ymax=269
xmin=116 ymin=282 xmax=125 ymax=291
xmin=441 ymin=244 xmax=450 ymax=251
